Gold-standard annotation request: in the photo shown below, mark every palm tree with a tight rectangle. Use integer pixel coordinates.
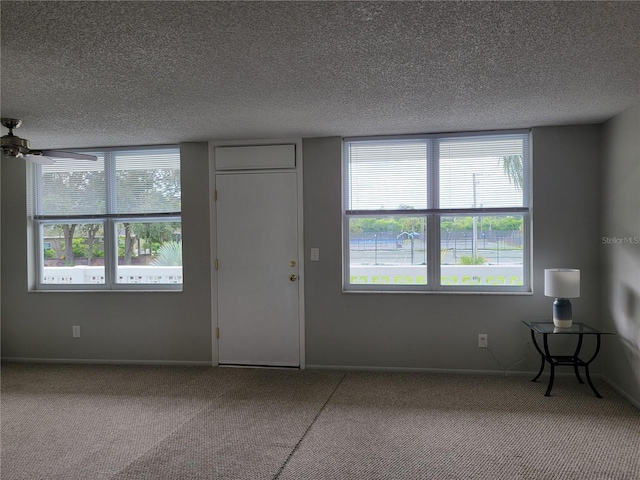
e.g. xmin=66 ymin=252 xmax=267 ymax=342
xmin=152 ymin=241 xmax=182 ymax=266
xmin=501 ymin=155 xmax=524 ymax=191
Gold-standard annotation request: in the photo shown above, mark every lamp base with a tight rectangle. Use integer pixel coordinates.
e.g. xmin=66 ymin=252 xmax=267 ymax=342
xmin=553 ymin=318 xmax=573 ymax=328
xmin=553 ymin=298 xmax=573 ymax=328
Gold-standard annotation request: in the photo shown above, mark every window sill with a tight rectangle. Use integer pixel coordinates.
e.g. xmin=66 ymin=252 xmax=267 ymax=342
xmin=342 ymin=288 xmax=533 ymax=295
xmin=30 ymin=288 xmax=183 ymax=293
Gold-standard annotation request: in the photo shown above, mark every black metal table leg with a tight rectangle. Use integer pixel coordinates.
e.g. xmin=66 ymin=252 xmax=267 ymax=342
xmin=543 ymin=333 xmax=555 ymax=396
xmin=533 ymin=356 xmax=545 ymax=382
xmin=584 ymin=364 xmax=602 ymax=398
xmin=572 ymin=333 xmax=585 ymax=384
xmin=530 ymin=330 xmax=545 ymax=382
xmin=583 ymin=334 xmax=603 ymax=398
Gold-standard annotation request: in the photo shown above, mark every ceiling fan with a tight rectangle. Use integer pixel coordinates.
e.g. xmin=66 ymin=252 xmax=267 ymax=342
xmin=1 ymin=118 xmax=97 ymax=165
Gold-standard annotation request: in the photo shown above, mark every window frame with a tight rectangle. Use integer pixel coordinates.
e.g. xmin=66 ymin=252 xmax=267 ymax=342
xmin=32 ymin=145 xmax=182 ymax=291
xmin=342 ymin=130 xmax=531 ymax=294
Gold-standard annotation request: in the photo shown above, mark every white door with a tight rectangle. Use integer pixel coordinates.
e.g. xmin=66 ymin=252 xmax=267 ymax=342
xmin=216 ymin=172 xmax=300 ymax=366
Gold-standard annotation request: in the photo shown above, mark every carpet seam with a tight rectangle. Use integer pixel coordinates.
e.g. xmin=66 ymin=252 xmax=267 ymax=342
xmin=272 ymin=372 xmax=348 ymax=480
xmin=106 ymin=407 xmax=208 ymax=480
xmin=105 ymin=367 xmax=224 ymax=480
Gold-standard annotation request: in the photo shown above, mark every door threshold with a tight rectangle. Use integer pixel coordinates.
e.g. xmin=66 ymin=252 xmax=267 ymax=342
xmin=219 ymin=363 xmax=301 ymax=370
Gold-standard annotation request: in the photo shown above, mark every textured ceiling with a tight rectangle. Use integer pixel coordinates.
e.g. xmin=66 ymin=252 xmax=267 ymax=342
xmin=1 ymin=1 xmax=639 ymax=150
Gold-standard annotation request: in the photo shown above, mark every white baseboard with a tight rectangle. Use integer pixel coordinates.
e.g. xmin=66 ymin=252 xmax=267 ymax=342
xmin=307 ymin=364 xmax=536 ymax=377
xmin=306 ymin=364 xmax=598 ymax=380
xmin=600 ymin=376 xmax=640 ymax=410
xmin=1 ymin=357 xmax=212 ymax=367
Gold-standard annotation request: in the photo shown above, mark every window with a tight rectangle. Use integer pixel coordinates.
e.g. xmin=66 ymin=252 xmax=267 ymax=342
xmin=33 ymin=146 xmax=182 ymax=290
xmin=344 ymin=131 xmax=530 ymax=292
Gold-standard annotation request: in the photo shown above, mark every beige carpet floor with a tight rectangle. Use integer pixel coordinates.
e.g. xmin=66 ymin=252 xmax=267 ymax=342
xmin=1 ymin=363 xmax=639 ymax=479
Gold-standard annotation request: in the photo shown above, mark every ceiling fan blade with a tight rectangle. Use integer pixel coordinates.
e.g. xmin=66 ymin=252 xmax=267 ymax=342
xmin=40 ymin=150 xmax=98 ymax=161
xmin=24 ymin=154 xmax=56 ymax=165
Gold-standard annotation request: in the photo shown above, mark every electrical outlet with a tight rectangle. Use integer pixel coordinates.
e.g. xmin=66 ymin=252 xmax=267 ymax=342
xmin=478 ymin=333 xmax=488 ymax=348
xmin=72 ymin=326 xmax=81 ymax=338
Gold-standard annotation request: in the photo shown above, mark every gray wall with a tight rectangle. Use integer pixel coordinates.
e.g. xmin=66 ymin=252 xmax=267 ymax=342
xmin=1 ymin=126 xmax=605 ymax=378
xmin=0 ymin=143 xmax=212 ymax=363
xmin=303 ymin=125 xmax=602 ymax=372
xmin=601 ymin=103 xmax=640 ymax=406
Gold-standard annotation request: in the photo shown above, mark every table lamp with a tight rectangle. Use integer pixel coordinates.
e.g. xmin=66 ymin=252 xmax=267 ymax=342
xmin=544 ymin=268 xmax=580 ymax=328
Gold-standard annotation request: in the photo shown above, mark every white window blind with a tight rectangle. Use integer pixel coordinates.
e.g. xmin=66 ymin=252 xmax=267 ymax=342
xmin=36 ymin=147 xmax=181 ymax=217
xmin=347 ymin=141 xmax=428 ymax=210
xmin=439 ymin=134 xmax=527 ymax=209
xmin=38 ymin=154 xmax=106 ymax=216
xmin=115 ymin=149 xmax=181 ymax=214
xmin=346 ymin=134 xmax=528 ymax=213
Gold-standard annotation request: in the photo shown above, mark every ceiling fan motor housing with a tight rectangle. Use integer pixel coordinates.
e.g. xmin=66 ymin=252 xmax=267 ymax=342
xmin=1 ymin=117 xmax=31 ymax=158
xmin=1 ymin=134 xmax=31 ymax=158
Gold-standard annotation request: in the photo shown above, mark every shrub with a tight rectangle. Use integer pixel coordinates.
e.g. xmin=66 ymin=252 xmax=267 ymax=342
xmin=152 ymin=242 xmax=182 ymax=266
xmin=458 ymin=255 xmax=487 ymax=265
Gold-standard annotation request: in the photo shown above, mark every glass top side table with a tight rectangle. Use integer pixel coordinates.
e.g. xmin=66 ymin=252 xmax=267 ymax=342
xmin=521 ymin=321 xmax=612 ymax=397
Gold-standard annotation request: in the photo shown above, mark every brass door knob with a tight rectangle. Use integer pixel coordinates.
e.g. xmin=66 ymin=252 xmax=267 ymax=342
xmin=290 ymin=275 xmax=298 ymax=281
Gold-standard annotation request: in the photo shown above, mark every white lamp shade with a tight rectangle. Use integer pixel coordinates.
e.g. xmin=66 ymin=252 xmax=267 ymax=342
xmin=544 ymin=268 xmax=580 ymax=298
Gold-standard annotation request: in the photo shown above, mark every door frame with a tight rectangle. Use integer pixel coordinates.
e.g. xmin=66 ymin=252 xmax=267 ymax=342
xmin=208 ymin=138 xmax=305 ymax=368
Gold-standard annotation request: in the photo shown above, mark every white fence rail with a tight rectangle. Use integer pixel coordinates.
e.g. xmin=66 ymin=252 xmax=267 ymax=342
xmin=43 ymin=266 xmax=183 ymax=284
xmin=350 ymin=265 xmax=523 ymax=285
